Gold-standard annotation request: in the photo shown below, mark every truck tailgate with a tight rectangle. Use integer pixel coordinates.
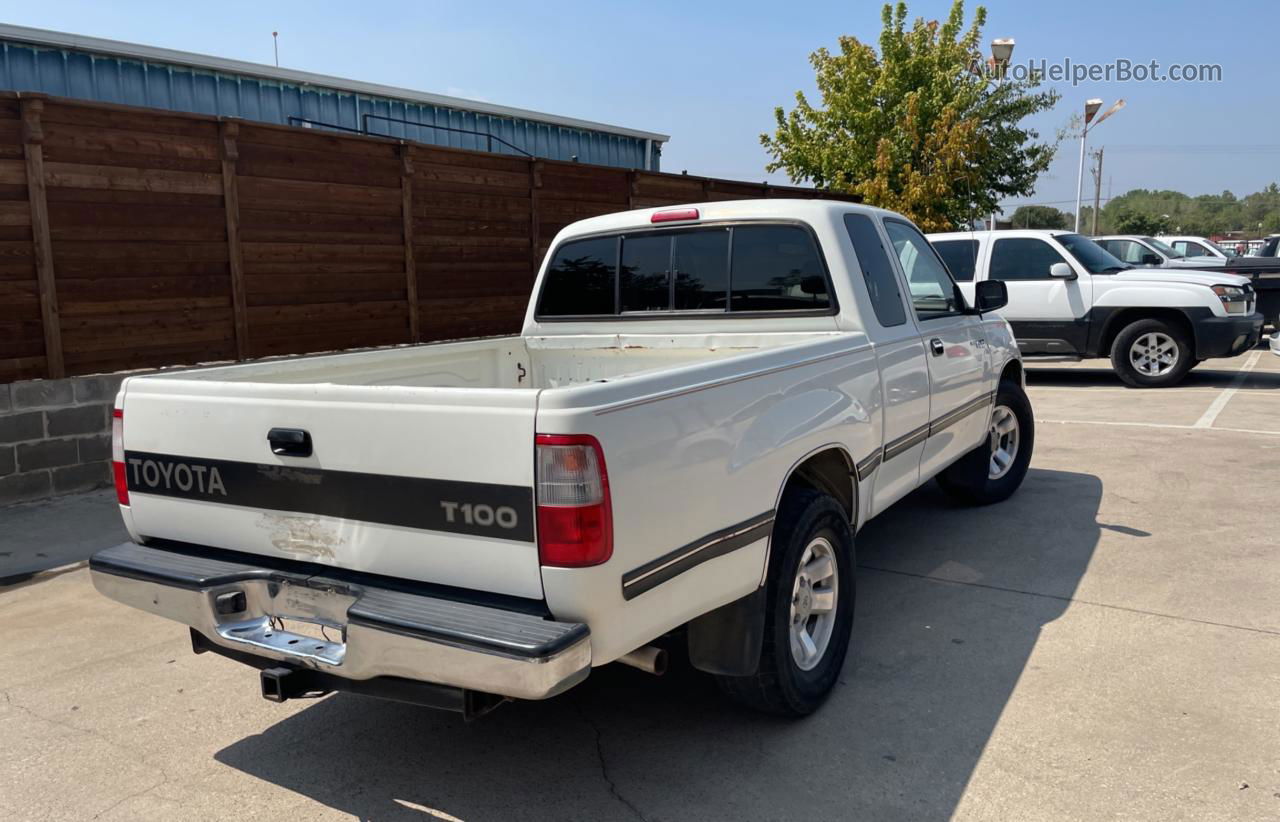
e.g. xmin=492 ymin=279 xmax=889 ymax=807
xmin=119 ymin=378 xmax=542 ymax=599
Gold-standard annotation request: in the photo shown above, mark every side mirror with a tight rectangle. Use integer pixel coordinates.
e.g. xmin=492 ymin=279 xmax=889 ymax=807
xmin=973 ymin=280 xmax=1008 ymax=314
xmin=1049 ymin=262 xmax=1077 ymax=280
xmin=1141 ymin=253 xmax=1162 ymax=266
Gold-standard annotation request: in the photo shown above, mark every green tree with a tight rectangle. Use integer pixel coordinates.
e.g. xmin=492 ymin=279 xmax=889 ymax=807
xmin=1009 ymin=205 xmax=1071 ymax=229
xmin=762 ymin=0 xmax=1060 ymax=231
xmin=1111 ymin=208 xmax=1170 ymax=235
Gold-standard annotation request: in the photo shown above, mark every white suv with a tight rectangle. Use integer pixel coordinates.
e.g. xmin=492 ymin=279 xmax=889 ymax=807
xmin=930 ymin=230 xmax=1262 ymax=387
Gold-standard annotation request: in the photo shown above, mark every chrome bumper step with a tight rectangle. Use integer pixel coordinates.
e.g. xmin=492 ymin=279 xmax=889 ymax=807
xmin=90 ymin=542 xmax=591 ymax=702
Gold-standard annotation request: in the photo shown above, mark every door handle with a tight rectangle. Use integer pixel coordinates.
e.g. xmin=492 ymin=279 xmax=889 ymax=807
xmin=929 ymin=338 xmax=945 ymax=356
xmin=268 ymin=427 xmax=312 ymax=458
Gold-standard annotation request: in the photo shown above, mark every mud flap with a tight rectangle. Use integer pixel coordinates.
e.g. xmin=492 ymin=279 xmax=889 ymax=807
xmin=686 ymin=587 xmax=767 ymax=676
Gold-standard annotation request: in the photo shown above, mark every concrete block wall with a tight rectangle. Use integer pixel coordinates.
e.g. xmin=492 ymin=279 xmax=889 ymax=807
xmin=0 ymin=374 xmax=127 ymax=505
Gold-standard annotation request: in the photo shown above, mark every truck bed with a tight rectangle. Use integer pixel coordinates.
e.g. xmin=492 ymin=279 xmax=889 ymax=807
xmin=158 ymin=332 xmax=837 ymax=390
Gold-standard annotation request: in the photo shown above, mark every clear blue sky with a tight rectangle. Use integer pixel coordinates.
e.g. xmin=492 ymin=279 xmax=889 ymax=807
xmin=6 ymin=0 xmax=1276 ymax=215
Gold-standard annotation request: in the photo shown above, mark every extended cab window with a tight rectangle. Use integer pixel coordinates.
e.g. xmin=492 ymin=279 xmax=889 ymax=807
xmin=932 ymin=239 xmax=980 ymax=282
xmin=536 ymin=223 xmax=830 ymax=318
xmin=883 ymin=219 xmax=961 ymax=319
xmin=843 ymin=213 xmax=905 ymax=327
xmin=989 ymin=237 xmax=1071 ymax=280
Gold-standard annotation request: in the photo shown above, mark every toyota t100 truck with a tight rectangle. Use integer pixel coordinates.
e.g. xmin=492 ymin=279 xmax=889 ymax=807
xmin=91 ymin=200 xmax=1031 ymax=718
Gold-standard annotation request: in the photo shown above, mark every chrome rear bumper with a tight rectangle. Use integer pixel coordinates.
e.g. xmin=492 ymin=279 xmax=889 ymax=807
xmin=90 ymin=542 xmax=590 ymax=701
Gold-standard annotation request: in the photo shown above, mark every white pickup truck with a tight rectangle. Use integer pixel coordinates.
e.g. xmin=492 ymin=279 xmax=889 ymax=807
xmin=91 ymin=200 xmax=1032 ymax=718
xmin=930 ymin=229 xmax=1263 ymax=387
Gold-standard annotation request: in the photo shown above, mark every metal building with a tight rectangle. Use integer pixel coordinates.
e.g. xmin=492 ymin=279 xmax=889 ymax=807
xmin=0 ymin=24 xmax=668 ymax=170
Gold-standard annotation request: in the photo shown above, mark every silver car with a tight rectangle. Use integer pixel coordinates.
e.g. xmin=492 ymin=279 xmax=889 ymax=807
xmin=1094 ymin=235 xmax=1228 ymax=269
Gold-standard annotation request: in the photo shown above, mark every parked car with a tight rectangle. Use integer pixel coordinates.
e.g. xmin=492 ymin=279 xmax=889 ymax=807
xmin=929 ymin=229 xmax=1262 ymax=387
xmin=90 ymin=200 xmax=1033 ymax=719
xmin=1158 ymin=236 xmax=1235 ymax=259
xmin=1094 ymin=235 xmax=1228 ymax=269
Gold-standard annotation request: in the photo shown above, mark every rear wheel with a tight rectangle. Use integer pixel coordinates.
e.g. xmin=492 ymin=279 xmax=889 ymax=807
xmin=1110 ymin=318 xmax=1194 ymax=388
xmin=936 ymin=377 xmax=1035 ymax=505
xmin=716 ymin=490 xmax=854 ymax=716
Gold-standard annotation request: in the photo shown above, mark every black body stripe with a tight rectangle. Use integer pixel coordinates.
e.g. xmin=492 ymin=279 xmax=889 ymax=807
xmin=856 ymin=390 xmax=998 ymax=480
xmin=883 ymin=423 xmax=929 ymax=461
xmin=929 ymin=391 xmax=996 ymax=436
xmin=855 ymin=450 xmax=882 ymax=481
xmin=621 ymin=512 xmax=774 ymax=600
xmin=122 ymin=451 xmax=534 ymax=543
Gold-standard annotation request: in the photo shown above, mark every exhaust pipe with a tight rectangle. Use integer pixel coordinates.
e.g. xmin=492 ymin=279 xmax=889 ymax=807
xmin=616 ymin=645 xmax=667 ymax=676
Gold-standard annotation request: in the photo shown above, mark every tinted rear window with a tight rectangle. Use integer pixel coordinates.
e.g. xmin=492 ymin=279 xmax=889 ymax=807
xmin=537 ymin=237 xmax=617 ymax=316
xmin=730 ymin=225 xmax=829 ymax=311
xmin=933 ymin=239 xmax=980 ymax=282
xmin=674 ymin=229 xmax=729 ymax=309
xmin=620 ymin=233 xmax=671 ymax=312
xmin=536 ymin=223 xmax=830 ymax=317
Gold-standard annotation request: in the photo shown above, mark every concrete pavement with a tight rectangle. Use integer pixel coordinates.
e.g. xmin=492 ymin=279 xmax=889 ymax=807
xmin=0 ymin=490 xmax=127 ymax=584
xmin=2 ymin=347 xmax=1278 ymax=821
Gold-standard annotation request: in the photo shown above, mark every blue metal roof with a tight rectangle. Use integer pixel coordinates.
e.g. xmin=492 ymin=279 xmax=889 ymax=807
xmin=0 ymin=24 xmax=665 ymax=170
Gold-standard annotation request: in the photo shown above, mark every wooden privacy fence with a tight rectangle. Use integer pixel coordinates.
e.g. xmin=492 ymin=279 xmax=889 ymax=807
xmin=0 ymin=92 xmax=858 ymax=382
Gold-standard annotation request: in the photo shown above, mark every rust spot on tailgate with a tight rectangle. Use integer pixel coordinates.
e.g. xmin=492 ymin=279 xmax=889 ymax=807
xmin=255 ymin=513 xmax=345 ymax=560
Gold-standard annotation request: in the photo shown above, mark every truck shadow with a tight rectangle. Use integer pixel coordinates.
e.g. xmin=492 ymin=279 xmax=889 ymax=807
xmin=214 ymin=467 xmax=1103 ymax=821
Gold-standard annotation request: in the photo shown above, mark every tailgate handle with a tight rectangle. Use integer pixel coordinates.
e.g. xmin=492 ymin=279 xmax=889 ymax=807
xmin=268 ymin=428 xmax=313 ymax=458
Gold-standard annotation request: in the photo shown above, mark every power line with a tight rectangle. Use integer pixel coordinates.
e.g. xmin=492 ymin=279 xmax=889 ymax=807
xmin=1003 ymin=196 xmax=1116 ymax=208
xmin=1103 ymin=144 xmax=1280 ymax=154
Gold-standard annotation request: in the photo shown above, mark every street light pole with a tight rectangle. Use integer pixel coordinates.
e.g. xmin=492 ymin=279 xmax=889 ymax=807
xmin=1074 ymin=99 xmax=1101 ymax=233
xmin=1073 ymin=98 xmax=1124 ymax=233
xmin=989 ymin=38 xmax=1014 ymax=231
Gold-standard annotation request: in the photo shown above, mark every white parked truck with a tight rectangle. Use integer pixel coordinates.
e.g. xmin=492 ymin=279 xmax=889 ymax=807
xmin=930 ymin=229 xmax=1263 ymax=387
xmin=92 ymin=200 xmax=1032 ymax=718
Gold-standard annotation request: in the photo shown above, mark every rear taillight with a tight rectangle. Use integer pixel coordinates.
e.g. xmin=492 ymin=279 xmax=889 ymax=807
xmin=111 ymin=408 xmax=128 ymax=505
xmin=535 ymin=434 xmax=612 ymax=567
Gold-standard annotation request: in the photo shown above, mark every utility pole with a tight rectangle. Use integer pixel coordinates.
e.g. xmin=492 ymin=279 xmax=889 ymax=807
xmin=1091 ymin=146 xmax=1104 ymax=235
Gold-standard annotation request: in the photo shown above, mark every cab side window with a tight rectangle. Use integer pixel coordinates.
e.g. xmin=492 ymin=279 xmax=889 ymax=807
xmin=882 ymin=219 xmax=961 ymax=320
xmin=843 ymin=214 xmax=906 ymax=327
xmin=989 ymin=237 xmax=1071 ymax=280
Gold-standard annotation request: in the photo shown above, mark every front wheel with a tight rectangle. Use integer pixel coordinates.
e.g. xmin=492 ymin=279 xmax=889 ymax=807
xmin=716 ymin=490 xmax=854 ymax=716
xmin=1110 ymin=318 xmax=1194 ymax=387
xmin=936 ymin=377 xmax=1035 ymax=505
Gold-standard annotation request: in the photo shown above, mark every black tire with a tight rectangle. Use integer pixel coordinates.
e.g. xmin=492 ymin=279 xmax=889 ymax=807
xmin=936 ymin=377 xmax=1034 ymax=505
xmin=1110 ymin=318 xmax=1195 ymax=388
xmin=716 ymin=489 xmax=854 ymax=716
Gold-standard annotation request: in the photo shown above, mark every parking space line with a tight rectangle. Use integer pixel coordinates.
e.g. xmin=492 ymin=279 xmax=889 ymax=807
xmin=1029 ymin=385 xmax=1264 ymax=395
xmin=1194 ymin=350 xmax=1261 ymax=428
xmin=1036 ymin=418 xmax=1280 ymax=437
